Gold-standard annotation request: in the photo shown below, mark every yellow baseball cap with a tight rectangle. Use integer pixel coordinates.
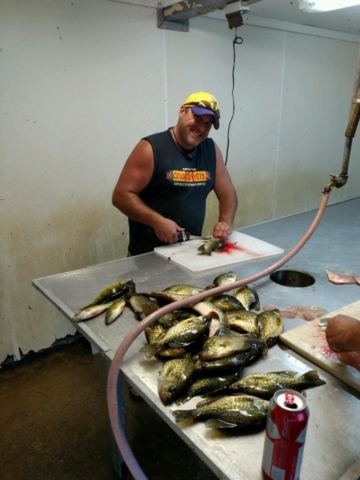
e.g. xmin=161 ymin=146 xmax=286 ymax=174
xmin=183 ymin=92 xmax=220 ymax=130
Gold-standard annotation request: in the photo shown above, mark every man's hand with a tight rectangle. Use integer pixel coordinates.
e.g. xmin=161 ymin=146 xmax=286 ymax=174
xmin=153 ymin=219 xmax=184 ymax=244
xmin=213 ymin=222 xmax=232 ymax=239
xmin=326 ymin=315 xmax=360 ymax=353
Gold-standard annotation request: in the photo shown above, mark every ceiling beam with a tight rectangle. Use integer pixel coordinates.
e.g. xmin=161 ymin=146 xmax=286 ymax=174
xmin=157 ymin=0 xmax=260 ymax=31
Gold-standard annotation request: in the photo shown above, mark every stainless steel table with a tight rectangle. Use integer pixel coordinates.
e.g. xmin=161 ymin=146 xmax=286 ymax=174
xmin=32 ymin=197 xmax=360 ymax=480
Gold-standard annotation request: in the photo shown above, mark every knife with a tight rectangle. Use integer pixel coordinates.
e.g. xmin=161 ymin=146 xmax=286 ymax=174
xmin=177 ymin=232 xmax=216 ymax=242
xmin=318 ymin=317 xmax=331 ymax=330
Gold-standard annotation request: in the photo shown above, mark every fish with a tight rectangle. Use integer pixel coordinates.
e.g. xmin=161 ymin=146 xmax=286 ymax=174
xmin=145 ymin=321 xmax=168 ymax=344
xmin=257 ymin=309 xmax=284 ymax=347
xmin=197 ymin=237 xmax=225 ymax=256
xmin=172 ymin=394 xmax=269 ymax=429
xmin=139 ymin=315 xmax=211 ymax=359
xmin=233 ymin=285 xmax=260 ymax=311
xmin=226 ymin=310 xmax=260 ymax=337
xmin=158 ymin=353 xmax=194 ymax=405
xmin=81 ymin=278 xmax=135 ymax=310
xmin=198 ymin=329 xmax=267 ymax=360
xmin=212 ymin=271 xmax=237 ymax=287
xmin=158 ymin=309 xmax=196 ymax=328
xmin=176 ymin=372 xmax=241 ymax=405
xmin=228 ymin=370 xmax=326 ymax=399
xmin=208 ymin=294 xmax=245 ymax=312
xmin=105 ymin=298 xmax=126 ymax=325
xmin=194 ymin=347 xmax=263 ymax=375
xmin=191 ymin=301 xmax=228 ymax=336
xmin=163 ymin=285 xmax=205 ymax=295
xmin=143 ymin=291 xmax=192 ymax=303
xmin=72 ymin=302 xmax=113 ymax=323
xmin=128 ymin=294 xmax=160 ymax=315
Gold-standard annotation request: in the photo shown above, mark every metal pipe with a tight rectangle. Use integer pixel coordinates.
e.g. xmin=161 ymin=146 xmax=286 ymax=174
xmin=107 ymin=192 xmax=330 ymax=480
xmin=324 ymin=48 xmax=360 ymax=192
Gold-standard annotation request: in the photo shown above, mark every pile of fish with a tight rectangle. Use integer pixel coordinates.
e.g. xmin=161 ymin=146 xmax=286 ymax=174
xmin=71 ymin=271 xmax=326 ymax=430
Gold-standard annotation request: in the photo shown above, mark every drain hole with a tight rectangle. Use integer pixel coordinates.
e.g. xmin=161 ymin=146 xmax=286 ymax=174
xmin=270 ymin=270 xmax=315 ymax=288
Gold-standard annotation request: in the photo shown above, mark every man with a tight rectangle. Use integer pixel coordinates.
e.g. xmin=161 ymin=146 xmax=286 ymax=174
xmin=112 ymin=91 xmax=238 ymax=256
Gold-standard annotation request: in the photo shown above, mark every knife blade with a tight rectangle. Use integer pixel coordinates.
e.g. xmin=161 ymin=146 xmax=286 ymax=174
xmin=177 ymin=232 xmax=212 ymax=242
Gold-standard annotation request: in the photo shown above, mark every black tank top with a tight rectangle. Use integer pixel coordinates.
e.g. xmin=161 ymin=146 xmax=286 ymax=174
xmin=128 ymin=129 xmax=216 ymax=255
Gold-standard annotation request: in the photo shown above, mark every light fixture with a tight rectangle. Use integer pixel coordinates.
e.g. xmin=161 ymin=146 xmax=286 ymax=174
xmin=298 ymin=0 xmax=360 ymax=12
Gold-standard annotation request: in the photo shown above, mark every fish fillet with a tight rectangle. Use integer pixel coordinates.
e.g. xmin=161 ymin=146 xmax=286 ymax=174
xmin=326 ymin=270 xmax=356 ymax=285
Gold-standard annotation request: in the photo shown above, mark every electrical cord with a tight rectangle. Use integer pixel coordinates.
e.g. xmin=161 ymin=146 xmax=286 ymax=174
xmin=225 ymin=27 xmax=243 ymax=166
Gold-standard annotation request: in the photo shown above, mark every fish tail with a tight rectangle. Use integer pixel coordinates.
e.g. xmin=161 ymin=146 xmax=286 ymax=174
xmin=301 ymin=370 xmax=326 ymax=386
xmin=172 ymin=409 xmax=194 ymax=422
xmin=139 ymin=344 xmax=158 ymax=359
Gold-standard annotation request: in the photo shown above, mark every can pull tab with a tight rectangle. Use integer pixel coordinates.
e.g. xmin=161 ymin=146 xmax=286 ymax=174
xmin=284 ymin=391 xmax=297 ymax=409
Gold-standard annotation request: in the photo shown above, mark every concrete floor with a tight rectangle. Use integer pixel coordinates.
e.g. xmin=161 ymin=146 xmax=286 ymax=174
xmin=0 ymin=336 xmax=218 ymax=480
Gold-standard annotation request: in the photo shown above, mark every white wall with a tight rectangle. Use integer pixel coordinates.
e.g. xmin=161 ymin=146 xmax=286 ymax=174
xmin=1 ymin=0 xmax=359 ymax=362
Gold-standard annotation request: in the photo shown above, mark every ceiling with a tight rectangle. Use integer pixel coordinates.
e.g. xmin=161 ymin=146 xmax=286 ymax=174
xmin=221 ymin=1 xmax=360 ymax=37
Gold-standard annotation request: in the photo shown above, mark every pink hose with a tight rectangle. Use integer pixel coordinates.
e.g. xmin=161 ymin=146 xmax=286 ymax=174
xmin=107 ymin=193 xmax=329 ymax=480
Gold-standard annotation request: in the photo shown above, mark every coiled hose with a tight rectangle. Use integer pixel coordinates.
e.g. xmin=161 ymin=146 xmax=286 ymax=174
xmin=107 ymin=192 xmax=329 ymax=480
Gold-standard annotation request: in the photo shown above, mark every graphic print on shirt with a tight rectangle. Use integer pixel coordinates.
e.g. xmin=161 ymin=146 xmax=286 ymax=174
xmin=166 ymin=168 xmax=212 ymax=187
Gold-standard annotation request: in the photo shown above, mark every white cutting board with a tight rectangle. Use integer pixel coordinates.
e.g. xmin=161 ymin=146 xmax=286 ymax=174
xmin=154 ymin=231 xmax=284 ymax=272
xmin=280 ymin=300 xmax=360 ymax=392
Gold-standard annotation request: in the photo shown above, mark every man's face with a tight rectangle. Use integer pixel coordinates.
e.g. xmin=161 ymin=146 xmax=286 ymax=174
xmin=177 ymin=106 xmax=214 ymax=149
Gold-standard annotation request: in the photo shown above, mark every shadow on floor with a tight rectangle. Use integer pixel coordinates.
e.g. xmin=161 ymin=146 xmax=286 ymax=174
xmin=0 ymin=337 xmax=218 ymax=480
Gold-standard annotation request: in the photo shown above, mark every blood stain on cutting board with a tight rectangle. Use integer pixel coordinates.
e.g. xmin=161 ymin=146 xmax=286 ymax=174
xmin=221 ymin=241 xmax=261 ymax=258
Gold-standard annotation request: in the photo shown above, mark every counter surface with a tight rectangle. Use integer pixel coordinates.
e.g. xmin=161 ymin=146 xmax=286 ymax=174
xmin=33 ymin=198 xmax=360 ymax=480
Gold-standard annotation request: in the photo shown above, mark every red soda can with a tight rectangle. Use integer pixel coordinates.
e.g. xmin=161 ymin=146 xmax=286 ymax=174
xmin=261 ymin=389 xmax=309 ymax=480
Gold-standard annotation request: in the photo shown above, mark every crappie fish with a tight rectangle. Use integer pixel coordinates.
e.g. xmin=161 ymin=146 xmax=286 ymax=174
xmin=176 ymin=372 xmax=241 ymax=405
xmin=198 ymin=329 xmax=267 ymax=360
xmin=172 ymin=394 xmax=269 ymax=429
xmin=163 ymin=285 xmax=205 ymax=296
xmin=158 ymin=309 xmax=196 ymax=328
xmin=128 ymin=294 xmax=160 ymax=315
xmin=212 ymin=272 xmax=237 ymax=288
xmin=198 ymin=238 xmax=225 ymax=256
xmin=81 ymin=278 xmax=135 ymax=310
xmin=226 ymin=310 xmax=260 ymax=337
xmin=143 ymin=291 xmax=192 ymax=303
xmin=145 ymin=321 xmax=168 ymax=344
xmin=159 ymin=353 xmax=194 ymax=405
xmin=257 ymin=309 xmax=284 ymax=347
xmin=145 ymin=322 xmax=187 ymax=357
xmin=208 ymin=294 xmax=245 ymax=312
xmin=194 ymin=348 xmax=262 ymax=375
xmin=72 ymin=302 xmax=113 ymax=323
xmin=228 ymin=370 xmax=326 ymax=399
xmin=140 ymin=315 xmax=211 ymax=359
xmin=105 ymin=298 xmax=126 ymax=325
xmin=233 ymin=285 xmax=260 ymax=311
xmin=192 ymin=301 xmax=228 ymax=336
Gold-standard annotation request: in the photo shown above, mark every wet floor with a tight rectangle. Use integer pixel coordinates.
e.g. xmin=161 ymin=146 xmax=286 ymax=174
xmin=0 ymin=337 xmax=217 ymax=480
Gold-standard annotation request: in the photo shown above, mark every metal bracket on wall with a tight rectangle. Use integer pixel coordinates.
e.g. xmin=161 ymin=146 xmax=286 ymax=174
xmin=157 ymin=5 xmax=189 ymax=31
xmin=156 ymin=0 xmax=260 ymax=31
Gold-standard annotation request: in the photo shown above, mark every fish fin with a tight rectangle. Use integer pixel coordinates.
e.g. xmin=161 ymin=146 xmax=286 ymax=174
xmin=205 ymin=418 xmax=238 ymax=429
xmin=196 ymin=396 xmax=227 ymax=408
xmin=175 ymin=396 xmax=190 ymax=406
xmin=139 ymin=344 xmax=158 ymax=359
xmin=172 ymin=409 xmax=194 ymax=422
